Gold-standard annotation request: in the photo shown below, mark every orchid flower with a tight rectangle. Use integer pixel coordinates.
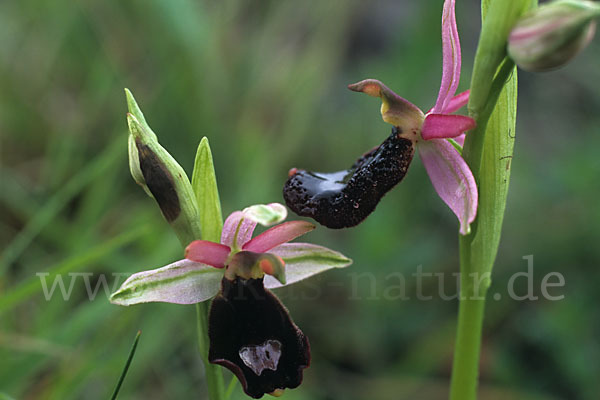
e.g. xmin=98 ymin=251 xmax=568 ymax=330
xmin=283 ymin=0 xmax=477 ymax=235
xmin=110 ymin=203 xmax=351 ymax=398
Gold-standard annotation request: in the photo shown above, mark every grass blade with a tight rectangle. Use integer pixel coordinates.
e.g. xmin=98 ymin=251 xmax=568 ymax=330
xmin=110 ymin=330 xmax=141 ymax=400
xmin=0 ymin=225 xmax=149 ymax=315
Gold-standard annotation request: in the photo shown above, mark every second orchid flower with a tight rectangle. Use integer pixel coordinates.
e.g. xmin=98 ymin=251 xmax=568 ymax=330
xmin=284 ymin=0 xmax=477 ymax=235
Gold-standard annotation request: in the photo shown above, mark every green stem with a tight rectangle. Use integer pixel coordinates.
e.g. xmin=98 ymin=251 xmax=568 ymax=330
xmin=177 ymin=223 xmax=225 ymax=400
xmin=449 ymin=60 xmax=517 ymax=400
xmin=449 ymin=233 xmax=490 ymax=400
xmin=196 ymin=302 xmax=226 ymax=400
xmin=462 ymin=57 xmax=516 ymax=177
xmin=448 ymin=0 xmax=528 ymax=396
xmin=185 ymin=235 xmax=224 ymax=400
xmin=448 ymin=293 xmax=487 ymax=400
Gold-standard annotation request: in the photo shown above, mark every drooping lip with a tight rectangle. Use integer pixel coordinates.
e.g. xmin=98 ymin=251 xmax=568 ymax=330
xmin=208 ymin=277 xmax=310 ymax=398
xmin=283 ymin=127 xmax=415 ymax=229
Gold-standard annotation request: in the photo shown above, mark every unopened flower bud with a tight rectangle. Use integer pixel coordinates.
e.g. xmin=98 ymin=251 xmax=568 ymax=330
xmin=125 ymin=89 xmax=201 ymax=245
xmin=508 ymin=0 xmax=599 ymax=72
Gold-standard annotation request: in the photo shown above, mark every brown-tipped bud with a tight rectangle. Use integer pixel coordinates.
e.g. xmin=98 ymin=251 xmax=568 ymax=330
xmin=508 ymin=0 xmax=599 ymax=72
xmin=125 ymin=89 xmax=201 ymax=245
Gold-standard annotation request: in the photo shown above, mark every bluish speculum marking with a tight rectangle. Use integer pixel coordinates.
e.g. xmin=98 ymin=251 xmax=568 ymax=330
xmin=239 ymin=339 xmax=283 ymax=376
xmin=283 ymin=127 xmax=415 ymax=228
xmin=302 ymin=171 xmax=348 ymax=195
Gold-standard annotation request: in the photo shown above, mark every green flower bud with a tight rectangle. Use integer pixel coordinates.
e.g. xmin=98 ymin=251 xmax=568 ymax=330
xmin=508 ymin=0 xmax=599 ymax=72
xmin=125 ymin=89 xmax=201 ymax=245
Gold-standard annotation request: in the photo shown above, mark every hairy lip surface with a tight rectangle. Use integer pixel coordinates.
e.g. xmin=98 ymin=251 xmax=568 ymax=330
xmin=283 ymin=127 xmax=415 ymax=229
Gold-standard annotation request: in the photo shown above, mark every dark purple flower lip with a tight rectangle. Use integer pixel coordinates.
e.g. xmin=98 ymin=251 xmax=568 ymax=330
xmin=208 ymin=277 xmax=310 ymax=399
xmin=283 ymin=127 xmax=415 ymax=229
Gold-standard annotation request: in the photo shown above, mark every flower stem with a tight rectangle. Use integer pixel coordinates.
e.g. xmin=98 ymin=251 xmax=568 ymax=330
xmin=196 ymin=302 xmax=226 ymax=400
xmin=448 ymin=296 xmax=487 ymax=400
xmin=449 ymin=235 xmax=489 ymax=400
xmin=449 ymin=64 xmax=517 ymax=400
xmin=448 ymin=1 xmax=530 ymax=397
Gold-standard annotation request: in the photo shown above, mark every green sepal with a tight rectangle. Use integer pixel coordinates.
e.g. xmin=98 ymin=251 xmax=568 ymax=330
xmin=125 ymin=88 xmax=154 ymax=138
xmin=192 ymin=137 xmax=223 ymax=244
xmin=109 ymin=260 xmax=223 ymax=306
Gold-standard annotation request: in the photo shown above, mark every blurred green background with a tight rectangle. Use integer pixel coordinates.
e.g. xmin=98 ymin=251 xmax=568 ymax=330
xmin=2 ymin=1 xmax=599 ymax=399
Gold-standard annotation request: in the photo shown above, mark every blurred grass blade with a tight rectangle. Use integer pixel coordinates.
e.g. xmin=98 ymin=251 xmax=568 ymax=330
xmin=110 ymin=330 xmax=141 ymax=400
xmin=0 ymin=226 xmax=149 ymax=315
xmin=191 ymin=137 xmax=223 ymax=243
xmin=224 ymin=376 xmax=237 ymax=400
xmin=0 ymin=138 xmax=124 ymax=273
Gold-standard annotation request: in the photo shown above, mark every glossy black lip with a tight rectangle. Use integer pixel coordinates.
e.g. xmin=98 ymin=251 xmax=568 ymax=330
xmin=283 ymin=126 xmax=415 ymax=229
xmin=208 ymin=278 xmax=310 ymax=399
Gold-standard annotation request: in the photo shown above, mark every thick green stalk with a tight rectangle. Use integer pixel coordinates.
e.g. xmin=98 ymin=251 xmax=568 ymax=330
xmin=448 ymin=276 xmax=487 ymax=400
xmin=449 ymin=0 xmax=534 ymax=399
xmin=449 ymin=61 xmax=517 ymax=400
